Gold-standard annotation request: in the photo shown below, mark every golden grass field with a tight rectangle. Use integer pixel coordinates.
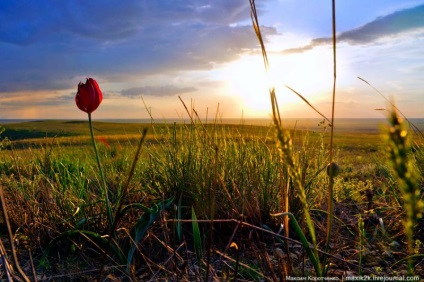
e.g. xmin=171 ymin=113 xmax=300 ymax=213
xmin=0 ymin=118 xmax=422 ymax=280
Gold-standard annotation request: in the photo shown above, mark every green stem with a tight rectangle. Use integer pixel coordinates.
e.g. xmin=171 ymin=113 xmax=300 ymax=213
xmin=272 ymin=212 xmax=322 ymax=277
xmin=88 ymin=113 xmax=113 ymax=229
xmin=324 ymin=0 xmax=337 ymax=275
xmin=324 ymin=176 xmax=334 ymax=273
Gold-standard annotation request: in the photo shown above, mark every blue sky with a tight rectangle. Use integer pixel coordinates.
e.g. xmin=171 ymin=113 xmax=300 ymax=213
xmin=0 ymin=0 xmax=423 ymax=119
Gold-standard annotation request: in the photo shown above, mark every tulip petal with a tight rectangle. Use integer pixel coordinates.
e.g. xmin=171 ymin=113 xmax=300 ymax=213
xmin=75 ymin=78 xmax=103 ymax=113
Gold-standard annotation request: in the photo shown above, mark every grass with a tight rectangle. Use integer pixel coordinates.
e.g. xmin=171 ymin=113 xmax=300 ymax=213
xmin=0 ymin=116 xmax=423 ymax=280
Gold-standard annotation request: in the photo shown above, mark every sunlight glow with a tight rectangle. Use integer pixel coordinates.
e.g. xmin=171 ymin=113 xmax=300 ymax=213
xmin=224 ymin=55 xmax=270 ymax=115
xmin=221 ymin=48 xmax=336 ymax=117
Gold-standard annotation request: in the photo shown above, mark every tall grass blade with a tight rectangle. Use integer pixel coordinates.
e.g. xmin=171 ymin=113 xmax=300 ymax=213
xmin=358 ymin=76 xmax=424 ymax=140
xmin=323 ymin=0 xmax=338 ymax=274
xmin=285 ymin=86 xmax=331 ymax=125
xmin=358 ymin=215 xmax=365 ymax=276
xmin=385 ymin=108 xmax=423 ymax=275
xmin=0 ymin=186 xmax=30 ymax=281
xmin=97 ymin=126 xmax=148 ymax=280
xmin=177 ymin=194 xmax=183 ymax=243
xmin=126 ymin=198 xmax=174 ymax=272
xmin=271 ymin=212 xmax=322 ymax=276
xmin=249 ymin=0 xmax=323 ymax=276
xmin=141 ymin=96 xmax=155 ymax=123
xmin=191 ymin=207 xmax=203 ymax=261
xmin=249 ymin=0 xmax=269 ymax=70
xmin=111 ymin=128 xmax=148 ymax=234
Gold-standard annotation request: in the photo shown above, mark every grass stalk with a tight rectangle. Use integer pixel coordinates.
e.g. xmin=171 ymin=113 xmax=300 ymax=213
xmin=358 ymin=215 xmax=365 ymax=276
xmin=111 ymin=127 xmax=148 ymax=233
xmin=286 ymin=86 xmax=331 ymax=125
xmin=271 ymin=212 xmax=322 ymax=276
xmin=205 ymin=145 xmax=218 ymax=282
xmin=249 ymin=0 xmax=330 ymax=276
xmin=323 ymin=0 xmax=337 ymax=274
xmin=88 ymin=112 xmax=113 ymax=229
xmin=250 ymin=0 xmax=293 ymax=246
xmin=192 ymin=207 xmax=203 ymax=262
xmin=358 ymin=76 xmax=424 ymax=140
xmin=385 ymin=108 xmax=423 ymax=275
xmin=0 ymin=185 xmax=30 ymax=282
xmin=98 ymin=127 xmax=148 ymax=279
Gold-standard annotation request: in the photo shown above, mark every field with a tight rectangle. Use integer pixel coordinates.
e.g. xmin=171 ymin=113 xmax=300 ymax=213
xmin=2 ymin=0 xmax=424 ymax=281
xmin=0 ymin=118 xmax=423 ymax=281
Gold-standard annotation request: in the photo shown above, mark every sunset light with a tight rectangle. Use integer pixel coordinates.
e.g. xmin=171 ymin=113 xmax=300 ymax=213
xmin=224 ymin=55 xmax=270 ymax=116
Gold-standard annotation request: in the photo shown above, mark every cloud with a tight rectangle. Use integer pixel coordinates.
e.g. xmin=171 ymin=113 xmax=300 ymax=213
xmin=0 ymin=1 xmax=258 ymax=45
xmin=283 ymin=4 xmax=424 ymax=54
xmin=283 ymin=38 xmax=331 ymax=54
xmin=0 ymin=92 xmax=73 ymax=108
xmin=121 ymin=85 xmax=197 ymax=98
xmin=0 ymin=0 xmax=275 ymax=94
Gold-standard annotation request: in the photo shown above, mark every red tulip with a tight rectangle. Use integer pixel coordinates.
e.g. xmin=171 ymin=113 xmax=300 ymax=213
xmin=75 ymin=78 xmax=103 ymax=114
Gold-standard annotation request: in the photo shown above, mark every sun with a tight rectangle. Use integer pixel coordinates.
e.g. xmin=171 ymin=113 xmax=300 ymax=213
xmin=218 ymin=47 xmax=337 ymax=118
xmin=222 ymin=55 xmax=272 ymax=116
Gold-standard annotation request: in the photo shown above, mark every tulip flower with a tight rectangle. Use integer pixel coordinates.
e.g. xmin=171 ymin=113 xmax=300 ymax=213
xmin=75 ymin=78 xmax=113 ymax=227
xmin=75 ymin=78 xmax=103 ymax=114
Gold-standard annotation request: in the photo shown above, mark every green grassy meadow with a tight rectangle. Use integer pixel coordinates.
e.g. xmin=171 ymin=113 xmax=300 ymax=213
xmin=0 ymin=118 xmax=422 ymax=280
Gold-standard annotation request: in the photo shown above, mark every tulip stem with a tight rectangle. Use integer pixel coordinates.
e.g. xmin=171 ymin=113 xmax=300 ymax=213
xmin=88 ymin=112 xmax=114 ymax=230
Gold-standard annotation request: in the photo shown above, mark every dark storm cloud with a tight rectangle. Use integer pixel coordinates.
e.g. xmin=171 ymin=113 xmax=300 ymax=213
xmin=121 ymin=85 xmax=197 ymax=98
xmin=283 ymin=4 xmax=424 ymax=54
xmin=0 ymin=0 xmax=274 ymax=93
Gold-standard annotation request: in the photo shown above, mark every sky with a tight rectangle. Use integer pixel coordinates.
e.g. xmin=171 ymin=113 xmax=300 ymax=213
xmin=0 ymin=0 xmax=423 ymax=120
